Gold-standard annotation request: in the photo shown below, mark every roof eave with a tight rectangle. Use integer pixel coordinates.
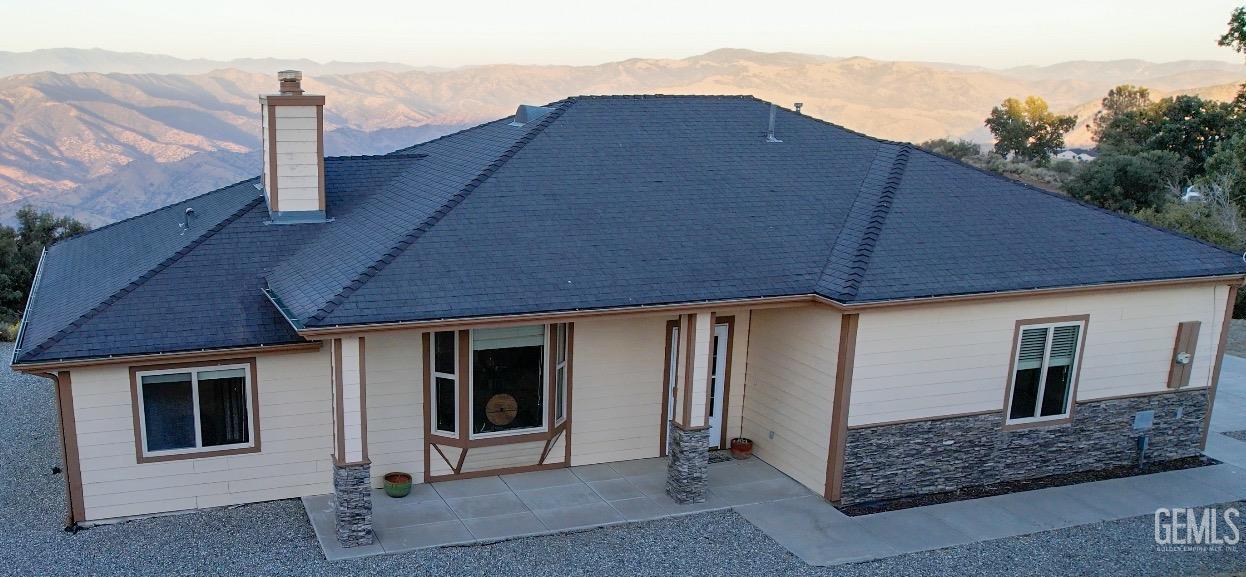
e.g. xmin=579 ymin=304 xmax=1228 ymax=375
xmin=10 ymin=247 xmax=48 ymax=366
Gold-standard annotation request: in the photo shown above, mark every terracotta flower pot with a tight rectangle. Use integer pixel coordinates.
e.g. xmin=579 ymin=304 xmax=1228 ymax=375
xmin=384 ymin=472 xmax=413 ymax=498
xmin=729 ymin=437 xmax=754 ymax=460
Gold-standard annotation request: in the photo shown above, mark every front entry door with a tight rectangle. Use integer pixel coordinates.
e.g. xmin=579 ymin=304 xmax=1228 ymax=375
xmin=666 ymin=322 xmax=730 ymax=451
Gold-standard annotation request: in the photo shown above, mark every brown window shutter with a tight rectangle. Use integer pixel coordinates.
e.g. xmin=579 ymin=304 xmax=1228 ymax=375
xmin=1167 ymin=321 xmax=1201 ymax=389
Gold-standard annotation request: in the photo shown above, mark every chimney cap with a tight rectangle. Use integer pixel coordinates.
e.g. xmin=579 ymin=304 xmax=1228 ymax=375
xmin=278 ymin=70 xmax=302 ymax=81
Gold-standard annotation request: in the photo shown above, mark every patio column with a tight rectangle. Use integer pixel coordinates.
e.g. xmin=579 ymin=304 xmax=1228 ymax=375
xmin=331 ymin=336 xmax=374 ymax=547
xmin=667 ymin=312 xmax=713 ymax=503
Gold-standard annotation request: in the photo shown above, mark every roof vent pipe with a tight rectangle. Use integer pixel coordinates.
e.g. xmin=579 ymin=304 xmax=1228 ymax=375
xmin=794 ymin=102 xmax=803 ymax=115
xmin=766 ymin=104 xmax=782 ymax=143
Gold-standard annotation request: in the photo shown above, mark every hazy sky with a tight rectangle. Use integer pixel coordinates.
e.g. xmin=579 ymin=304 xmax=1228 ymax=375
xmin=3 ymin=0 xmax=1244 ymax=68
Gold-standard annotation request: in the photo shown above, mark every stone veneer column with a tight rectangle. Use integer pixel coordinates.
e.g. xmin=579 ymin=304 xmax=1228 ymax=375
xmin=332 ymin=461 xmax=374 ymax=547
xmin=331 ymin=336 xmax=373 ymax=547
xmin=667 ymin=423 xmax=710 ymax=503
xmin=666 ymin=312 xmax=714 ymax=504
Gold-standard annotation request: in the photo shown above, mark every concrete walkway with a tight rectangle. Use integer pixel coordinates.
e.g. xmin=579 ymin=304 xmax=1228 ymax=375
xmin=304 ymin=455 xmax=812 ymax=560
xmin=740 ymin=354 xmax=1246 ymax=566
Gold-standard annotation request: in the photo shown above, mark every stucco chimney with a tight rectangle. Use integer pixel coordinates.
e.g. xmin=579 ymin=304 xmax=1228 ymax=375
xmin=260 ymin=70 xmax=326 ymax=223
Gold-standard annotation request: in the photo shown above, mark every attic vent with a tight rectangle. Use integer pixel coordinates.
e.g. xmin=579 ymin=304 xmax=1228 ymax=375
xmin=510 ymin=104 xmax=554 ymax=127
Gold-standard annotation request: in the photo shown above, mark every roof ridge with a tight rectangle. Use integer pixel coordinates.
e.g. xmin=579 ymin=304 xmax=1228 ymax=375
xmin=304 ymin=98 xmax=577 ymax=325
xmin=47 ymin=175 xmax=261 ymax=250
xmin=17 ymin=196 xmax=264 ymax=362
xmin=816 ymin=143 xmax=911 ymax=300
xmin=324 ymin=153 xmax=426 ymax=162
xmin=917 ymin=145 xmax=1246 ymax=258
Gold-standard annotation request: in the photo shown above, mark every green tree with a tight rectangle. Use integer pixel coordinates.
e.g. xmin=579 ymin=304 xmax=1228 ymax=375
xmin=1064 ymin=150 xmax=1185 ymax=212
xmin=918 ymin=138 xmax=981 ymax=161
xmin=1218 ymin=6 xmax=1246 ymax=56
xmin=1200 ymin=131 xmax=1246 ymax=203
xmin=1134 ymin=202 xmax=1243 ymax=252
xmin=1091 ymin=85 xmax=1154 ymax=153
xmin=985 ymin=96 xmax=1077 ymax=164
xmin=0 ymin=207 xmax=88 ymax=333
xmin=1146 ymin=95 xmax=1241 ymax=180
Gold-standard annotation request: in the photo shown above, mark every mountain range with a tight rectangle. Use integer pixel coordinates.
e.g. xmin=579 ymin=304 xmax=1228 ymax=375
xmin=0 ymin=48 xmax=1242 ymax=226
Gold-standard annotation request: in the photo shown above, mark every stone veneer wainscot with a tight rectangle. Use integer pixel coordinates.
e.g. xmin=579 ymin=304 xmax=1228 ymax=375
xmin=839 ymin=389 xmax=1209 ymax=504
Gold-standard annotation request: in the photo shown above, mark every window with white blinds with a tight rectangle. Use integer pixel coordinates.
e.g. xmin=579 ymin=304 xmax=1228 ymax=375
xmin=1007 ymin=320 xmax=1084 ymax=424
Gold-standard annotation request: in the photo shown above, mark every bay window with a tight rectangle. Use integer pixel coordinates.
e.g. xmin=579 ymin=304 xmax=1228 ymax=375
xmin=472 ymin=326 xmax=546 ymax=436
xmin=431 ymin=331 xmax=459 ymax=436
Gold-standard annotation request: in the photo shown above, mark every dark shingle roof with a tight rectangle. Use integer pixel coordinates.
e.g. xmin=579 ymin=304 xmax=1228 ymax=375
xmin=14 ymin=95 xmax=1246 ymax=364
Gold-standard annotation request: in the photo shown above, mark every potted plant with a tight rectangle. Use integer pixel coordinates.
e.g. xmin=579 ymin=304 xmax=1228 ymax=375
xmin=384 ymin=472 xmax=413 ymax=498
xmin=729 ymin=437 xmax=753 ymax=460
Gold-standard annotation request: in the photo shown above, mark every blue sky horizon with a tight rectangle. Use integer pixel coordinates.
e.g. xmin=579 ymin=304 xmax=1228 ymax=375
xmin=2 ymin=0 xmax=1244 ymax=69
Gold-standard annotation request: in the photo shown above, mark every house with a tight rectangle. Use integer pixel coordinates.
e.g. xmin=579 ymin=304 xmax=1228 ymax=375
xmin=1054 ymin=148 xmax=1097 ymax=162
xmin=11 ymin=71 xmax=1245 ymax=548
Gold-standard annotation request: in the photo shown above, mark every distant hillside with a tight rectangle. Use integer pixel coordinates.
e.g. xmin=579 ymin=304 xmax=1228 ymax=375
xmin=0 ymin=48 xmax=1243 ymax=224
xmin=1058 ymin=81 xmax=1245 ymax=148
xmin=0 ymin=47 xmax=426 ymax=76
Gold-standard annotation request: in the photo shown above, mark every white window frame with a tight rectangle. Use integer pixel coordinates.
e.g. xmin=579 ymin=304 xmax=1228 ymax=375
xmin=1005 ymin=319 xmax=1085 ymax=426
xmin=135 ymin=363 xmax=255 ymax=458
xmin=468 ymin=325 xmax=549 ymax=440
xmin=430 ymin=331 xmax=459 ymax=438
xmin=554 ymin=323 xmax=568 ymax=426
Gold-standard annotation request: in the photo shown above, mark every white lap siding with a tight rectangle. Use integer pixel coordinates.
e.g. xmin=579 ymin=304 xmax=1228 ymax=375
xmin=739 ymin=305 xmax=840 ymax=494
xmin=362 ymin=331 xmax=424 ymax=487
xmin=71 ymin=347 xmax=333 ymax=521
xmin=849 ymin=284 xmax=1230 ymax=427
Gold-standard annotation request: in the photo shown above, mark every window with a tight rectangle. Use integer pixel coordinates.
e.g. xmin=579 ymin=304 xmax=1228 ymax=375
xmin=471 ymin=325 xmax=545 ymax=436
xmin=135 ymin=363 xmax=255 ymax=458
xmin=430 ymin=331 xmax=459 ymax=436
xmin=554 ymin=323 xmax=568 ymax=425
xmin=1007 ymin=320 xmax=1084 ymax=424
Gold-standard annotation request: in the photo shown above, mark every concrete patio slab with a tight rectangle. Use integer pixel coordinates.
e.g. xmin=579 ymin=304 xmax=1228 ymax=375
xmin=851 ymin=507 xmax=976 ymax=554
xmin=736 ymin=496 xmax=895 ymax=565
xmin=444 ymin=492 xmax=528 ymax=519
xmin=461 ymin=511 xmax=547 ymax=540
xmin=372 ymin=497 xmax=457 ymax=529
xmin=610 ymin=457 xmax=667 ymax=478
xmin=920 ymin=496 xmax=1045 ymax=539
xmin=570 ymin=463 xmax=621 ymax=482
xmin=376 ymin=519 xmax=475 ymax=553
xmin=516 ymin=482 xmax=603 ymax=510
xmin=608 ymin=496 xmax=673 ymax=521
xmin=587 ymin=478 xmax=644 ymax=501
xmin=432 ymin=475 xmax=511 ymax=499
xmin=532 ymin=501 xmax=625 ymax=531
xmin=500 ymin=468 xmax=581 ymax=491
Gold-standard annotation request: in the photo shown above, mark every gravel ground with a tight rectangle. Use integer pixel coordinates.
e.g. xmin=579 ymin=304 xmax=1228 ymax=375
xmin=3 ymin=342 xmax=1245 ymax=576
xmin=1225 ymin=320 xmax=1246 ymax=358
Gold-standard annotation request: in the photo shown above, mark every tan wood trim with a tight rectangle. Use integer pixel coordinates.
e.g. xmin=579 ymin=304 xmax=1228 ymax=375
xmin=737 ymin=310 xmax=754 ymax=444
xmin=546 ymin=324 xmax=556 ymax=437
xmin=847 ymin=409 xmax=1002 ymax=430
xmin=12 ymin=342 xmax=321 ymax=372
xmin=825 ymin=313 xmax=858 ymax=503
xmin=1167 ymin=321 xmax=1202 ymax=389
xmin=453 ymin=447 xmax=468 ymax=474
xmin=999 ymin=314 xmax=1090 ymax=433
xmin=716 ymin=315 xmax=736 ymax=449
xmin=1203 ymin=284 xmax=1238 ymax=449
xmin=297 ymin=295 xmax=813 ymax=337
xmin=292 ymin=275 xmax=1243 ymax=340
xmin=828 ymin=275 xmax=1246 ymax=311
xmin=564 ymin=322 xmax=575 ymax=465
xmin=315 ymin=104 xmax=326 ymax=212
xmin=680 ymin=313 xmax=696 ymax=428
xmin=428 ymin=461 xmax=567 ymax=483
xmin=51 ymin=371 xmax=86 ymax=525
xmin=128 ymin=357 xmax=261 ymax=464
xmin=422 ymin=332 xmax=432 ymax=483
xmin=458 ymin=330 xmax=470 ymax=443
xmin=659 ymin=319 xmax=679 ymax=457
xmin=358 ymin=336 xmax=369 ymax=463
xmin=266 ymin=103 xmax=279 ymax=212
xmin=431 ymin=442 xmax=455 ymax=472
xmin=846 ymin=387 xmax=1213 ymax=431
xmin=538 ymin=429 xmax=564 ymax=465
xmin=332 ymin=339 xmax=346 ymax=465
xmin=432 ymin=430 xmax=554 ymax=448
xmin=265 ymin=94 xmax=326 ymax=106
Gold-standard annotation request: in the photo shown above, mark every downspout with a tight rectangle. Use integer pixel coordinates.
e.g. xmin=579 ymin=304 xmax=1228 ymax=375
xmin=10 ymin=247 xmax=47 ymax=366
xmin=37 ymin=370 xmax=80 ymax=531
